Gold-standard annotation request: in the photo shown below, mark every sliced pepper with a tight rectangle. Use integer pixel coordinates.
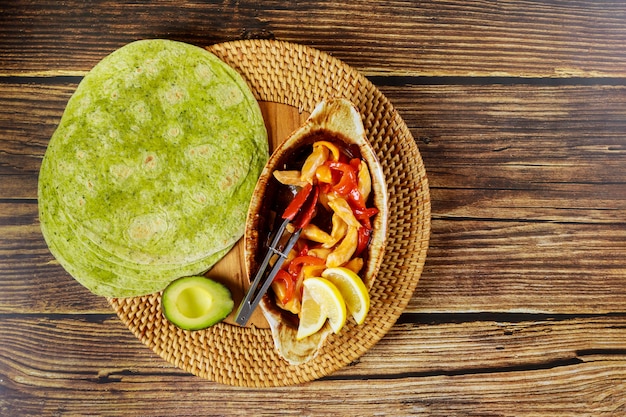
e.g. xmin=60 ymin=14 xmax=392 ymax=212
xmin=354 ymin=206 xmax=379 ymax=229
xmin=355 ymin=226 xmax=372 ymax=257
xmin=271 ymin=140 xmax=378 ymax=316
xmin=344 ymin=257 xmax=364 ymax=274
xmin=302 ymin=264 xmax=326 ymax=278
xmin=282 ymin=183 xmax=312 ymax=220
xmin=287 ymin=255 xmax=326 ymax=276
xmin=300 ymin=144 xmax=329 ymax=183
xmin=314 ymin=164 xmax=334 ymax=184
xmin=348 ymin=185 xmax=366 ymax=211
xmin=272 ymin=269 xmax=295 ymax=304
xmin=315 ymin=141 xmax=341 ymax=161
xmin=292 ymin=184 xmax=319 ymax=229
xmin=325 ymin=160 xmax=358 ymax=196
xmin=349 ymin=158 xmax=361 ymax=173
xmin=296 ymin=241 xmax=310 ymax=257
xmin=288 ymin=255 xmax=326 ymax=299
xmin=317 ymin=186 xmax=331 ymax=210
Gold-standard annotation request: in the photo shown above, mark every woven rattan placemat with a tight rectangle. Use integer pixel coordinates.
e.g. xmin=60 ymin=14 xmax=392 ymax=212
xmin=108 ymin=39 xmax=431 ymax=387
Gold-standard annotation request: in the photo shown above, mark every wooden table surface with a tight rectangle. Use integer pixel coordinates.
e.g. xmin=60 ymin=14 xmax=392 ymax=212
xmin=2 ymin=1 xmax=626 ymax=416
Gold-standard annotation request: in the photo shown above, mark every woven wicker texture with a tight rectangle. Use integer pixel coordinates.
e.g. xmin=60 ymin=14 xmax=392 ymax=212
xmin=108 ymin=40 xmax=431 ymax=387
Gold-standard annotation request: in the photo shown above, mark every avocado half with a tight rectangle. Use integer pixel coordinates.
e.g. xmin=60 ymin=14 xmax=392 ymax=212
xmin=161 ymin=276 xmax=234 ymax=330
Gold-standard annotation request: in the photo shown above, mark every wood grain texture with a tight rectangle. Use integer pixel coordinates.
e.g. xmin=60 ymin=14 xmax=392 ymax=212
xmin=2 ymin=81 xmax=624 ymax=315
xmin=2 ymin=1 xmax=626 ymax=77
xmin=1 ymin=316 xmax=625 ymax=416
xmin=3 ymin=202 xmax=625 ymax=315
xmin=2 ymin=0 xmax=626 ymax=415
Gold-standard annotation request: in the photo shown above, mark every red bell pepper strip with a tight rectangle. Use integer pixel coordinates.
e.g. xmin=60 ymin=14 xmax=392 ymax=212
xmin=325 ymin=161 xmax=358 ymax=196
xmin=354 ymin=207 xmax=379 ymax=229
xmin=282 ymin=183 xmax=312 ymax=220
xmin=287 ymin=254 xmax=325 ymax=276
xmin=355 ymin=226 xmax=372 ymax=257
xmin=297 ymin=241 xmax=310 ymax=257
xmin=348 ymin=186 xmax=366 ymax=211
xmin=292 ymin=184 xmax=319 ymax=229
xmin=319 ymin=182 xmax=333 ymax=195
xmin=273 ymin=269 xmax=295 ymax=304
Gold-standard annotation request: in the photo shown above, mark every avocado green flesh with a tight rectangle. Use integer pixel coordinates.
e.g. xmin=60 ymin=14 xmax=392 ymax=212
xmin=177 ymin=287 xmax=213 ymax=318
xmin=162 ymin=276 xmax=234 ymax=330
xmin=38 ymin=39 xmax=268 ymax=297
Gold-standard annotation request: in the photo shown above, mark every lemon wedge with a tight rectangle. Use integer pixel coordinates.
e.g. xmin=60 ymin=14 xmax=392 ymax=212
xmin=296 ymin=284 xmax=327 ymax=340
xmin=322 ymin=267 xmax=370 ymax=325
xmin=297 ymin=277 xmax=347 ymax=339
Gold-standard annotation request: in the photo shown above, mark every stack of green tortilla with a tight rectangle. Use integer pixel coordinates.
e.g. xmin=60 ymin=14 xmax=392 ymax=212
xmin=38 ymin=40 xmax=268 ymax=298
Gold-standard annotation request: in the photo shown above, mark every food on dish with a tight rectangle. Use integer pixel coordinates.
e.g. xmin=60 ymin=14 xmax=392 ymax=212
xmin=296 ymin=277 xmax=347 ymax=339
xmin=321 ymin=267 xmax=370 ymax=326
xmin=161 ymin=276 xmax=234 ymax=330
xmin=244 ymin=98 xmax=388 ymax=364
xmin=268 ymin=138 xmax=378 ymax=339
xmin=38 ymin=39 xmax=268 ymax=297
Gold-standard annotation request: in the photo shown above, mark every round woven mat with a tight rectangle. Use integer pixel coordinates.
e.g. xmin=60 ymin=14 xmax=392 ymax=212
xmin=108 ymin=39 xmax=431 ymax=387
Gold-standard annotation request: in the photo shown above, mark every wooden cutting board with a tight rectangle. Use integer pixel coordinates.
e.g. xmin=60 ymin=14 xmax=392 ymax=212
xmin=205 ymin=101 xmax=309 ymax=329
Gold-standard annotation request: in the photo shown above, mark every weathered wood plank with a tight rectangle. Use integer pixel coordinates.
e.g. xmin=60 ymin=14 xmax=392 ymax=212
xmin=3 ymin=1 xmax=626 ymax=415
xmin=0 ymin=200 xmax=112 ymax=313
xmin=0 ymin=82 xmax=70 ymax=182
xmin=1 ymin=200 xmax=624 ymax=315
xmin=1 ymin=80 xmax=625 ymax=314
xmin=2 ymin=82 xmax=626 ymax=195
xmin=411 ymin=220 xmax=626 ymax=314
xmin=1 ymin=315 xmax=625 ymax=415
xmin=2 ymin=1 xmax=626 ymax=77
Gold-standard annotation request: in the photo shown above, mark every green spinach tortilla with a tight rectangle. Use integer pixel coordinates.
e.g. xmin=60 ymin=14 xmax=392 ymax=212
xmin=38 ymin=39 xmax=268 ymax=297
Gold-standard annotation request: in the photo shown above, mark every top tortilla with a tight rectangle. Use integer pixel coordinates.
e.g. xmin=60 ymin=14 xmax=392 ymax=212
xmin=38 ymin=39 xmax=268 ymax=297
